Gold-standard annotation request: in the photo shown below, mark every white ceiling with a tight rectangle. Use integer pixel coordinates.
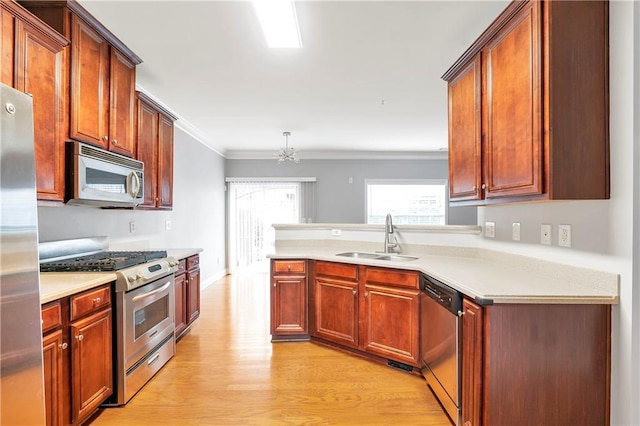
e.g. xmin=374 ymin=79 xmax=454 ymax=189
xmin=78 ymin=0 xmax=509 ymax=159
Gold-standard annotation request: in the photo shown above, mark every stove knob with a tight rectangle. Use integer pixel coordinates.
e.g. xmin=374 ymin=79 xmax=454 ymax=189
xmin=127 ymin=275 xmax=137 ymax=283
xmin=137 ymin=273 xmax=145 ymax=280
xmin=169 ymin=261 xmax=178 ymax=267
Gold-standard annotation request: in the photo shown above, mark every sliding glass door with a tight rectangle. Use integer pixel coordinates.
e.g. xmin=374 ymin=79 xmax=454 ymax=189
xmin=228 ymin=181 xmax=300 ymax=272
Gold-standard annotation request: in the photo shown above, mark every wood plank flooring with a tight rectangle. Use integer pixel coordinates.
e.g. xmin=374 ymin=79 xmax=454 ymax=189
xmin=89 ymin=270 xmax=451 ymax=425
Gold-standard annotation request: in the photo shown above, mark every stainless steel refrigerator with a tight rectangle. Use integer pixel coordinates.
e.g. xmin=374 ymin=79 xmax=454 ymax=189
xmin=0 ymin=83 xmax=46 ymax=424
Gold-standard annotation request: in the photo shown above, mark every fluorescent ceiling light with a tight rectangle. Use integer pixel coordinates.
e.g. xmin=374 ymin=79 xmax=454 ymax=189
xmin=253 ymin=0 xmax=302 ymax=48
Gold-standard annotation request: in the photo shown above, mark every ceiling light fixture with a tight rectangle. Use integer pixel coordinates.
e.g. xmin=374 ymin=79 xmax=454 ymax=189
xmin=276 ymin=131 xmax=299 ymax=163
xmin=252 ymin=0 xmax=302 ymax=48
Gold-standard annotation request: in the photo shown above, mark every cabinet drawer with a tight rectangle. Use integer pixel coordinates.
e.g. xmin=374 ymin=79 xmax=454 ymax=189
xmin=186 ymin=255 xmax=199 ymax=270
xmin=273 ymin=260 xmax=306 ymax=274
xmin=70 ymin=285 xmax=111 ymax=321
xmin=315 ymin=261 xmax=358 ymax=281
xmin=41 ymin=301 xmax=62 ymax=334
xmin=364 ymin=268 xmax=418 ymax=289
xmin=177 ymin=259 xmax=186 ymax=274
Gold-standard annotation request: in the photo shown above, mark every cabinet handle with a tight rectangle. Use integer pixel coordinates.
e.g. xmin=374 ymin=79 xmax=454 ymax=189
xmin=352 ymin=289 xmax=356 ymax=296
xmin=273 ymin=283 xmax=276 ymax=287
xmin=287 ymin=265 xmax=291 ymax=271
xmin=458 ymin=310 xmax=465 ymax=317
xmin=472 ymin=186 xmax=477 ymax=191
xmin=365 ymin=291 xmax=369 ymax=297
xmin=102 ymin=135 xmax=109 ymax=142
xmin=93 ymin=297 xmax=101 ymax=305
xmin=112 ymin=139 xmax=118 ymax=145
xmin=481 ymin=183 xmax=487 ymax=190
xmin=76 ymin=334 xmax=84 ymax=341
xmin=59 ymin=342 xmax=68 ymax=350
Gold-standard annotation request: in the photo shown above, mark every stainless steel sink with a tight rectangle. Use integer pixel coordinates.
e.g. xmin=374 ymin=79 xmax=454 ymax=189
xmin=335 ymin=252 xmax=418 ymax=262
xmin=335 ymin=252 xmax=380 ymax=259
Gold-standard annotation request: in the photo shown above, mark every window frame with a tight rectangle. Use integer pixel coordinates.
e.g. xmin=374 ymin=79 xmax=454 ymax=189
xmin=364 ymin=179 xmax=449 ymax=225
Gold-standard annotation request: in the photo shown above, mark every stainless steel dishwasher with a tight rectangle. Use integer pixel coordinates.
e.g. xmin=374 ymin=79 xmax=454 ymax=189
xmin=420 ymin=274 xmax=462 ymax=426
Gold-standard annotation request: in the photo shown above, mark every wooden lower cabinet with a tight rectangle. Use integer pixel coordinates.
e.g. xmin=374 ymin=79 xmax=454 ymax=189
xmin=42 ymin=330 xmax=64 ymax=426
xmin=311 ymin=261 xmax=420 ymax=367
xmin=270 ymin=260 xmax=308 ymax=341
xmin=461 ymin=299 xmax=611 ymax=425
xmin=70 ymin=309 xmax=112 ymax=423
xmin=175 ymin=254 xmax=201 ymax=340
xmin=41 ymin=284 xmax=113 ymax=425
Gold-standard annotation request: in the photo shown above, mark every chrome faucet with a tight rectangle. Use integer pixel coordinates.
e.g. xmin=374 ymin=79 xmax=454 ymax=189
xmin=383 ymin=213 xmax=400 ymax=253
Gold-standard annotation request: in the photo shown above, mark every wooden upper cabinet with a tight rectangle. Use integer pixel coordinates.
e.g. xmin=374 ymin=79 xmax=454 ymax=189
xmin=157 ymin=113 xmax=174 ymax=209
xmin=21 ymin=1 xmax=142 ymax=158
xmin=448 ymin=55 xmax=482 ymax=202
xmin=2 ymin=1 xmax=69 ymax=202
xmin=109 ymin=48 xmax=136 ymax=156
xmin=443 ymin=0 xmax=609 ymax=205
xmin=483 ymin=1 xmax=542 ymax=199
xmin=70 ymin=14 xmax=109 ymax=149
xmin=136 ymin=91 xmax=176 ymax=210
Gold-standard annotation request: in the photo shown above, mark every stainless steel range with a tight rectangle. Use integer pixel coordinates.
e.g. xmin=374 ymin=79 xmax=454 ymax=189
xmin=40 ymin=237 xmax=178 ymax=405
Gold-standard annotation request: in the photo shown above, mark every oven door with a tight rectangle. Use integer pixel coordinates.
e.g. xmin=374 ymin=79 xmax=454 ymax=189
xmin=123 ymin=276 xmax=175 ymax=369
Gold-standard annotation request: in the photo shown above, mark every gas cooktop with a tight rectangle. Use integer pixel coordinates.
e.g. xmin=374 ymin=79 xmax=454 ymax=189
xmin=40 ymin=250 xmax=168 ymax=272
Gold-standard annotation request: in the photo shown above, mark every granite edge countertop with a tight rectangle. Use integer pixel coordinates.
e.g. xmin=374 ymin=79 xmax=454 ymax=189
xmin=268 ymin=247 xmax=619 ymax=305
xmin=40 ymin=248 xmax=203 ymax=304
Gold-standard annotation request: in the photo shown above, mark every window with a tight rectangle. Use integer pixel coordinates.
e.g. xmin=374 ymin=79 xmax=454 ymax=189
xmin=365 ymin=179 xmax=447 ymax=225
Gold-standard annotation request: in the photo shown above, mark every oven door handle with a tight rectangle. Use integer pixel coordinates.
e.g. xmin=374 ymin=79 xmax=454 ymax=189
xmin=132 ymin=281 xmax=171 ymax=302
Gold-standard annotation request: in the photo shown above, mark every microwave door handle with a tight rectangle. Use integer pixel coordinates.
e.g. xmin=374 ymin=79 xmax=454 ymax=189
xmin=128 ymin=171 xmax=141 ymax=197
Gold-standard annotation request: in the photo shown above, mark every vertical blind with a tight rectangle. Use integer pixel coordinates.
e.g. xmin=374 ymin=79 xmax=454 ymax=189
xmin=226 ymin=177 xmax=316 ymax=269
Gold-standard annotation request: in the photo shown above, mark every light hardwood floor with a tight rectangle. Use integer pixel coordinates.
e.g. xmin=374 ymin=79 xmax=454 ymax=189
xmin=89 ymin=270 xmax=451 ymax=425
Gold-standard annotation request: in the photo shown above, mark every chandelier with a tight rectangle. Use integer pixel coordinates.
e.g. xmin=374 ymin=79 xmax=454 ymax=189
xmin=276 ymin=131 xmax=299 ymax=163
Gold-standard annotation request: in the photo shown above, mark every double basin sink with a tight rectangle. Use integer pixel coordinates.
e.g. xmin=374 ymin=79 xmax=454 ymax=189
xmin=336 ymin=252 xmax=418 ymax=262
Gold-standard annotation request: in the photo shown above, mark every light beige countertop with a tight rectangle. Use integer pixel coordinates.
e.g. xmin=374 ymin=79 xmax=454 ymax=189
xmin=166 ymin=248 xmax=202 ymax=261
xmin=269 ymin=243 xmax=619 ymax=305
xmin=40 ymin=272 xmax=117 ymax=304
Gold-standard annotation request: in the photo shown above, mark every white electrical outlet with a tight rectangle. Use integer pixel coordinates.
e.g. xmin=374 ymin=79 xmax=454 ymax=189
xmin=129 ymin=221 xmax=136 ymax=234
xmin=165 ymin=220 xmax=172 ymax=231
xmin=558 ymin=224 xmax=572 ymax=247
xmin=485 ymin=222 xmax=495 ymax=238
xmin=512 ymin=222 xmax=521 ymax=241
xmin=540 ymin=224 xmax=552 ymax=245
xmin=331 ymin=229 xmax=342 ymax=237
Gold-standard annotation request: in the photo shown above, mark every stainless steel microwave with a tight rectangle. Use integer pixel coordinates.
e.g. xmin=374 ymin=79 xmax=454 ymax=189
xmin=66 ymin=141 xmax=144 ymax=207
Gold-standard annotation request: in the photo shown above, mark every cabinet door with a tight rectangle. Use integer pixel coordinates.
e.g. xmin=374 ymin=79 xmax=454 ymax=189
xmin=1 ymin=7 xmax=14 ymax=86
xmin=271 ymin=275 xmax=307 ymax=336
xmin=362 ymin=284 xmax=420 ymax=366
xmin=186 ymin=268 xmax=200 ymax=324
xmin=14 ymin=19 xmax=67 ymax=202
xmin=461 ymin=299 xmax=483 ymax=426
xmin=174 ymin=273 xmax=187 ymax=338
xmin=157 ymin=114 xmax=174 ymax=209
xmin=314 ymin=277 xmax=358 ymax=347
xmin=136 ymin=97 xmax=159 ymax=208
xmin=483 ymin=1 xmax=542 ymax=199
xmin=70 ymin=309 xmax=112 ymax=423
xmin=448 ymin=55 xmax=482 ymax=201
xmin=109 ymin=48 xmax=136 ymax=157
xmin=70 ymin=15 xmax=109 ymax=149
xmin=42 ymin=330 xmax=64 ymax=426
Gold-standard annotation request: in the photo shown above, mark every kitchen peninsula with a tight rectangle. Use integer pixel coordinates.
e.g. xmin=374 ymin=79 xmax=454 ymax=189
xmin=269 ymin=223 xmax=618 ymax=426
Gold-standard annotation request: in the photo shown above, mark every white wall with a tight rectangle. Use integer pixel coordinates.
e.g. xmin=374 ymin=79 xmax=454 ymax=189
xmin=37 ymin=127 xmax=227 ymax=287
xmin=477 ymin=3 xmax=637 ymax=424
